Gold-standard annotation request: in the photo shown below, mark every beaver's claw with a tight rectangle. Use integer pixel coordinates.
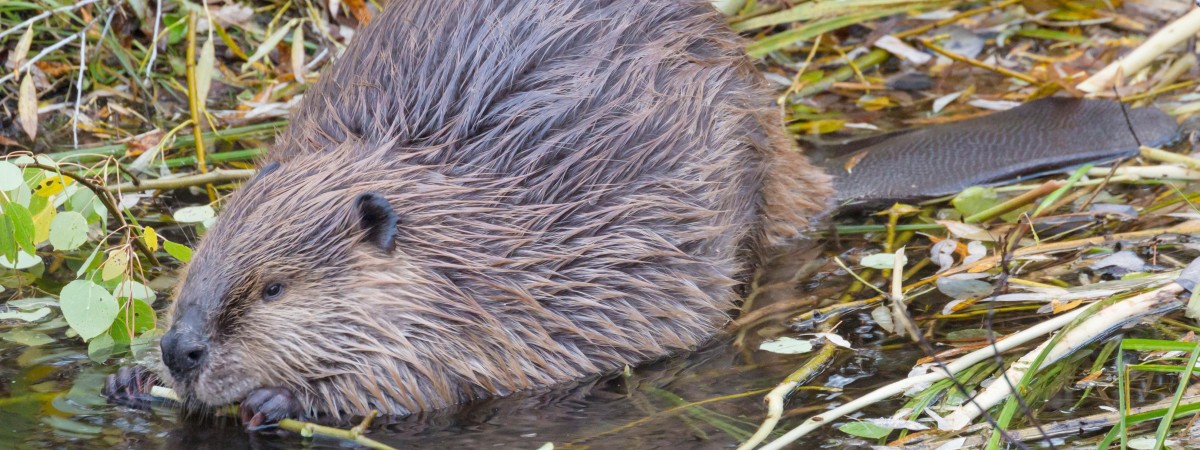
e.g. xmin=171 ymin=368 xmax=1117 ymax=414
xmin=239 ymin=387 xmax=305 ymax=429
xmin=102 ymin=366 xmax=160 ymax=409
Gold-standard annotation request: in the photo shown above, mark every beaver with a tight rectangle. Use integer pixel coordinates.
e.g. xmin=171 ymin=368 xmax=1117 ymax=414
xmin=105 ymin=0 xmax=1180 ymax=427
xmin=105 ymin=0 xmax=830 ymax=425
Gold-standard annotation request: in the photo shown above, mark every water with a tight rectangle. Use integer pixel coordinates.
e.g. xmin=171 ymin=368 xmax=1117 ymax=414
xmin=0 ymin=239 xmax=918 ymax=449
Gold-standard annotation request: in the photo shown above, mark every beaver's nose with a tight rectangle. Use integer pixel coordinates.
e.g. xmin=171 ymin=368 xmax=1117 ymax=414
xmin=161 ymin=329 xmax=208 ymax=378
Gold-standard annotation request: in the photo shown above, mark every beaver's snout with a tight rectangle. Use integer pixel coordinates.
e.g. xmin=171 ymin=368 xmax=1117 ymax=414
xmin=161 ymin=326 xmax=209 ymax=380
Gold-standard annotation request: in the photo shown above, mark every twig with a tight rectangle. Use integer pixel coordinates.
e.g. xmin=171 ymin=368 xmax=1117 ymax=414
xmin=0 ymin=0 xmax=101 ymax=40
xmin=73 ymin=30 xmax=85 ymax=148
xmin=726 ymin=297 xmax=817 ymax=331
xmin=940 ymin=283 xmax=1185 ymax=430
xmin=47 ymin=121 xmax=286 ymax=161
xmin=965 ymin=180 xmax=1065 ymax=223
xmin=184 ymin=12 xmax=217 ymax=202
xmin=0 ymin=16 xmax=103 ymax=86
xmin=1078 ymin=7 xmax=1200 ymax=93
xmin=891 ymin=0 xmax=1023 ymax=41
xmin=279 ymin=414 xmax=395 ymax=450
xmin=904 ymin=382 xmax=1200 ymax=448
xmin=572 ymin=388 xmax=773 ymax=444
xmin=920 ymin=38 xmax=1042 ymax=86
xmin=1086 ymin=165 xmax=1200 ymax=180
xmin=20 ymin=163 xmax=161 ymax=267
xmin=149 ymin=386 xmax=395 ymax=449
xmin=754 ymin=305 xmax=1091 ymax=450
xmin=943 ymin=222 xmax=1200 ymax=276
xmin=738 ymin=337 xmax=839 ymax=450
xmin=145 ymin=0 xmax=164 ymax=80
xmin=1138 ymin=146 xmax=1200 ymax=170
xmin=109 ymin=169 xmax=256 ymax=193
xmin=71 ymin=3 xmax=119 ymax=149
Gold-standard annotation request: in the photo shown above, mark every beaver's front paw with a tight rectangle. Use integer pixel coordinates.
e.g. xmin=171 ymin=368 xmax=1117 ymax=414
xmin=239 ymin=387 xmax=305 ymax=429
xmin=102 ymin=366 xmax=160 ymax=409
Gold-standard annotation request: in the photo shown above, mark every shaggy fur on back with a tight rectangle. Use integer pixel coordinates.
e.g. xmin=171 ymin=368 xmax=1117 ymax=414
xmin=163 ymin=0 xmax=832 ymax=417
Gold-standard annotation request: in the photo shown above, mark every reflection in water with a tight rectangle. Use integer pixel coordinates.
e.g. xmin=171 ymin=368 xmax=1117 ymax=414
xmin=1 ymin=240 xmax=914 ymax=449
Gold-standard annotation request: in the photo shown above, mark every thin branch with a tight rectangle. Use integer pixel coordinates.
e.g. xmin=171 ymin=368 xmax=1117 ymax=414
xmin=920 ymin=38 xmax=1042 ymax=86
xmin=185 ymin=12 xmax=216 ymax=202
xmin=0 ymin=16 xmax=103 ymax=86
xmin=940 ymin=283 xmax=1184 ymax=429
xmin=109 ymin=169 xmax=255 ymax=193
xmin=145 ymin=0 xmax=164 ymax=80
xmin=0 ymin=0 xmax=101 ymax=40
xmin=755 ymin=305 xmax=1093 ymax=450
xmin=149 ymin=386 xmax=395 ymax=450
xmin=20 ymin=163 xmax=161 ymax=267
xmin=739 ymin=335 xmax=840 ymax=450
xmin=1078 ymin=7 xmax=1200 ymax=93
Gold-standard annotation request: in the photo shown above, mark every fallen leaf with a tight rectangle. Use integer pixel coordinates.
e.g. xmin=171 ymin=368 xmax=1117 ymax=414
xmin=196 ymin=36 xmax=216 ymax=105
xmin=18 ymin=74 xmax=38 ymax=140
xmin=242 ymin=19 xmax=298 ymax=71
xmin=759 ymin=337 xmax=814 ymax=354
xmin=7 ymin=24 xmax=34 ymax=69
xmin=291 ymin=26 xmax=306 ymax=83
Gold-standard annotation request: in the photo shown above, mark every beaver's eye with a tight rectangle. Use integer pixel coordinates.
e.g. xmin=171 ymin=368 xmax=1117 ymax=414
xmin=263 ymin=283 xmax=284 ymax=301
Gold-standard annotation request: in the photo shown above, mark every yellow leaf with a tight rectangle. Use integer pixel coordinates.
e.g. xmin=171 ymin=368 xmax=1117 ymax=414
xmin=101 ymin=249 xmax=130 ymax=281
xmin=291 ymin=26 xmax=306 ymax=83
xmin=32 ymin=206 xmax=55 ymax=244
xmin=790 ymin=119 xmax=845 ymax=135
xmin=18 ymin=73 xmax=38 ymax=140
xmin=32 ymin=175 xmax=73 ymax=197
xmin=857 ymin=95 xmax=892 ymax=111
xmin=143 ymin=226 xmax=159 ymax=252
xmin=1052 ymin=299 xmax=1083 ymax=314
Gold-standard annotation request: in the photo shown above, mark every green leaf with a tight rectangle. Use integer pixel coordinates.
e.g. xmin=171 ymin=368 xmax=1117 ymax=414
xmin=75 ymin=243 xmax=102 ymax=277
xmin=109 ymin=298 xmax=156 ymax=344
xmin=59 ymin=280 xmax=119 ymax=341
xmin=0 ymin=330 xmax=54 ymax=347
xmin=0 ymin=307 xmax=51 ymax=322
xmin=131 ymin=329 xmax=163 ymax=360
xmin=173 ymin=205 xmax=215 ymax=223
xmin=838 ymin=421 xmax=893 ymax=439
xmin=0 ymin=213 xmax=16 ymax=262
xmin=87 ymin=333 xmax=117 ymax=362
xmin=42 ymin=415 xmax=103 ymax=435
xmin=0 ymin=161 xmax=22 ymax=191
xmin=744 ymin=8 xmax=908 ymax=57
xmin=951 ymin=186 xmax=1001 ymax=219
xmin=27 ymin=194 xmax=48 ymax=215
xmin=758 ymin=337 xmax=814 ymax=354
xmin=0 ymin=251 xmax=41 ymax=269
xmin=6 ymin=202 xmax=36 ymax=255
xmin=67 ymin=187 xmax=97 ymax=216
xmin=164 ymin=240 xmax=193 ymax=263
xmin=113 ymin=279 xmax=157 ymax=305
xmin=49 ymin=211 xmax=89 ymax=251
xmin=861 ymin=253 xmax=896 ymax=269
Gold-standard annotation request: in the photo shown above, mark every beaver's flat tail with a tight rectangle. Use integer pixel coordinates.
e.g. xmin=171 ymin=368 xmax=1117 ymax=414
xmin=820 ymin=97 xmax=1180 ymax=210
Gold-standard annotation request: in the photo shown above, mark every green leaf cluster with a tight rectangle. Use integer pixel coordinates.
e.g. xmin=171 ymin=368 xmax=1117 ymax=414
xmin=1 ymin=157 xmax=193 ymax=360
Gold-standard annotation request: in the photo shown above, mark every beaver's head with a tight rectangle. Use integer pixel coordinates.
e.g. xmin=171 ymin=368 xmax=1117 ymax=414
xmin=158 ymin=151 xmax=413 ymax=413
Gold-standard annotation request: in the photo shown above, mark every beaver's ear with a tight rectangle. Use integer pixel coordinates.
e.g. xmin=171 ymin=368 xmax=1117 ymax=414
xmin=354 ymin=193 xmax=398 ymax=252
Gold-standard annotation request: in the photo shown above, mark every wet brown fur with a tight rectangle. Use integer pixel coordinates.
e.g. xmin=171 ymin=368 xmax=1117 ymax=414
xmin=162 ymin=0 xmax=832 ymax=418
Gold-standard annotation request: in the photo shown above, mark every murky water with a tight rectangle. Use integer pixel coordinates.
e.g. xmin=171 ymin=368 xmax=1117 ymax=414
xmin=0 ymin=238 xmax=922 ymax=450
xmin=3 ymin=230 xmax=1177 ymax=449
